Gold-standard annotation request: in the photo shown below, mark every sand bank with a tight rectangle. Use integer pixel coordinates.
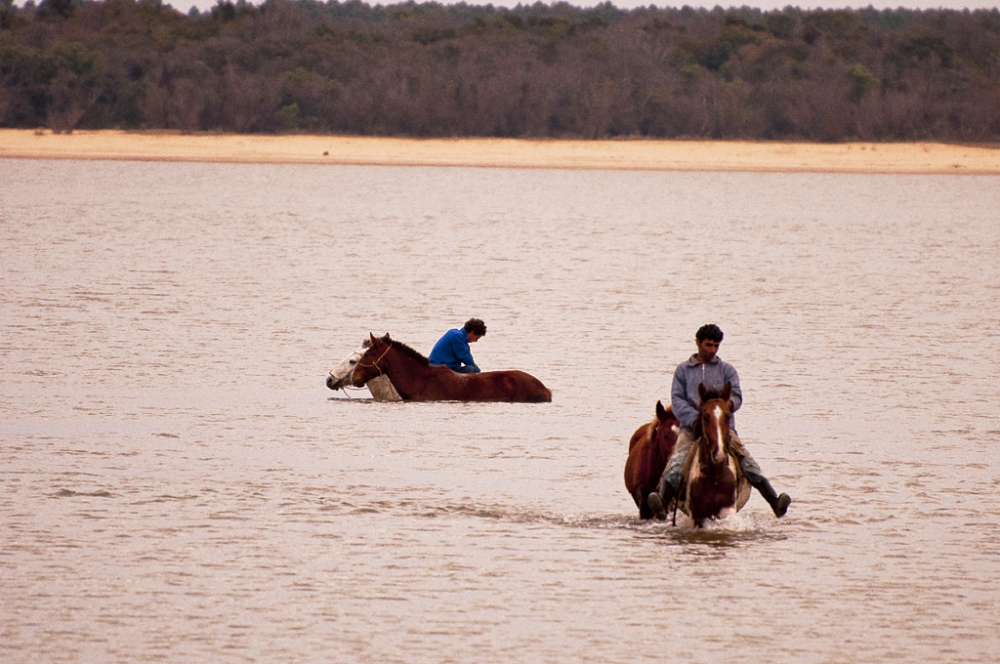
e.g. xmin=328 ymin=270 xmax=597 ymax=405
xmin=2 ymin=129 xmax=998 ymax=174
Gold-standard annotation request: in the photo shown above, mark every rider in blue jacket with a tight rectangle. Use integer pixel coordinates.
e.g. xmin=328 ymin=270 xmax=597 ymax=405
xmin=647 ymin=324 xmax=791 ymax=520
xmin=428 ymin=318 xmax=487 ymax=373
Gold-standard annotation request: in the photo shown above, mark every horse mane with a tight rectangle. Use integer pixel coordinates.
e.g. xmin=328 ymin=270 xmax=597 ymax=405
xmin=380 ymin=335 xmax=430 ymax=366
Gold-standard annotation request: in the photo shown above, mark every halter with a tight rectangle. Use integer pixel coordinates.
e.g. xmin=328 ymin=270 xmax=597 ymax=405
xmin=697 ymin=401 xmax=732 ymax=458
xmin=356 ymin=344 xmax=392 ymax=377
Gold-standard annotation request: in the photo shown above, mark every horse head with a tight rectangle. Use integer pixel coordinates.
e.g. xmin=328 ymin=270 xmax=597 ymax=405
xmin=326 ymin=338 xmax=372 ymax=391
xmin=652 ymin=400 xmax=679 ymax=457
xmin=696 ymin=382 xmax=732 ymax=465
xmin=349 ymin=333 xmax=391 ymax=387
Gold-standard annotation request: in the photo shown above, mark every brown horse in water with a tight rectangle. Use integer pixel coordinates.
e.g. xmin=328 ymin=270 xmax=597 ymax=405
xmin=624 ymin=400 xmax=680 ymax=519
xmin=348 ymin=333 xmax=552 ymax=402
xmin=679 ymin=383 xmax=751 ymax=527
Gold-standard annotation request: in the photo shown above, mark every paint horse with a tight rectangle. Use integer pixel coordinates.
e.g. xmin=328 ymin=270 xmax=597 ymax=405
xmin=624 ymin=400 xmax=680 ymax=519
xmin=327 ymin=338 xmax=402 ymax=401
xmin=348 ymin=333 xmax=552 ymax=402
xmin=678 ymin=383 xmax=751 ymax=527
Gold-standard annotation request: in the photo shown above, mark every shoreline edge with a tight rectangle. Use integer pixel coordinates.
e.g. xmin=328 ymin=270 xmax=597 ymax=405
xmin=2 ymin=129 xmax=999 ymax=175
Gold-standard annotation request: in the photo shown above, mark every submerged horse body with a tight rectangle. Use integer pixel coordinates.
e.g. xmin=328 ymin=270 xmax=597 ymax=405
xmin=349 ymin=333 xmax=551 ymax=403
xmin=677 ymin=383 xmax=750 ymax=527
xmin=327 ymin=338 xmax=402 ymax=401
xmin=624 ymin=400 xmax=680 ymax=519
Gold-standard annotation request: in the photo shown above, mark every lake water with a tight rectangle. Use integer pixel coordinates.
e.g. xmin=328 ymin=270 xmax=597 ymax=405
xmin=2 ymin=157 xmax=999 ymax=663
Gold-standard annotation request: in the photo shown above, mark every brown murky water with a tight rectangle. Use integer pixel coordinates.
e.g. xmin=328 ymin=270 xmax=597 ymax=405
xmin=2 ymin=158 xmax=999 ymax=663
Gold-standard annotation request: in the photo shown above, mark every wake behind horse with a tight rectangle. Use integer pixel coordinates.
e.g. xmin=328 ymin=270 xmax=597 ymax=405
xmin=624 ymin=400 xmax=679 ymax=519
xmin=349 ymin=333 xmax=552 ymax=402
xmin=679 ymin=383 xmax=750 ymax=527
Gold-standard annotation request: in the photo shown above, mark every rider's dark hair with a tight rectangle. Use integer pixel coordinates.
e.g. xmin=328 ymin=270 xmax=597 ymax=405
xmin=464 ymin=318 xmax=487 ymax=336
xmin=696 ymin=324 xmax=723 ymax=343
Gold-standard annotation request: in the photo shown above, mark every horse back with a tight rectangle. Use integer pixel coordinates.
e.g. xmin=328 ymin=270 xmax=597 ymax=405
xmin=426 ymin=369 xmax=551 ymax=402
xmin=473 ymin=370 xmax=552 ymax=402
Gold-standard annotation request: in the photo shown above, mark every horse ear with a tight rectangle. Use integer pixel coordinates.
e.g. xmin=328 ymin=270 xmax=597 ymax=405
xmin=721 ymin=381 xmax=732 ymax=402
xmin=369 ymin=332 xmax=378 ymax=344
xmin=656 ymin=399 xmax=667 ymax=421
xmin=384 ymin=333 xmax=391 ymax=340
xmin=698 ymin=383 xmax=707 ymax=401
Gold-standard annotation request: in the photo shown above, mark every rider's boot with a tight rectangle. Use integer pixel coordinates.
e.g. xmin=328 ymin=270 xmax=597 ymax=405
xmin=749 ymin=476 xmax=791 ymax=518
xmin=646 ymin=480 xmax=675 ymax=522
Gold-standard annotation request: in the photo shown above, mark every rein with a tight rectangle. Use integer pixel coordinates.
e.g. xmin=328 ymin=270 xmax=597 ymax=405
xmin=338 ymin=383 xmax=371 ymax=399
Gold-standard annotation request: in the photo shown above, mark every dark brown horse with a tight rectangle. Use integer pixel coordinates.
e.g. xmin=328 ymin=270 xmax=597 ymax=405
xmin=624 ymin=400 xmax=680 ymax=519
xmin=348 ymin=333 xmax=552 ymax=402
xmin=678 ymin=383 xmax=750 ymax=527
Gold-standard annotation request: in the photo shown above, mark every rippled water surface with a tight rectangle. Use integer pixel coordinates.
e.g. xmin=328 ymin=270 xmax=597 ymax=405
xmin=2 ymin=158 xmax=999 ymax=663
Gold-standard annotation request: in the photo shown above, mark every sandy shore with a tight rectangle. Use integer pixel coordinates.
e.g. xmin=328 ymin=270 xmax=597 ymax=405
xmin=2 ymin=129 xmax=999 ymax=174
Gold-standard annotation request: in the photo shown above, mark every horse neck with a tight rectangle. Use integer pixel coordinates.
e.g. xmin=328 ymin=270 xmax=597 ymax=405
xmin=374 ymin=345 xmax=433 ymax=392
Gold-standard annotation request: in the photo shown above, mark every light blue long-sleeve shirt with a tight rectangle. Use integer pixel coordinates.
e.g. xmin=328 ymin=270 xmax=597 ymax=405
xmin=428 ymin=327 xmax=480 ymax=373
xmin=670 ymin=354 xmax=742 ymax=432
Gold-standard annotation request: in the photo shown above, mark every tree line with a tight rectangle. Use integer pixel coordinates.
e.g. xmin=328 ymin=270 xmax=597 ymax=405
xmin=2 ymin=0 xmax=999 ymax=141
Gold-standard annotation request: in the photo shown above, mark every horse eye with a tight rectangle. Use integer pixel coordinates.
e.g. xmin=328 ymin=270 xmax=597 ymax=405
xmin=350 ymin=360 xmax=357 ymax=365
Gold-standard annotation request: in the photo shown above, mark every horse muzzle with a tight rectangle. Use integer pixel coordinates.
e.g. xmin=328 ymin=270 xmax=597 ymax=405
xmin=326 ymin=374 xmax=343 ymax=391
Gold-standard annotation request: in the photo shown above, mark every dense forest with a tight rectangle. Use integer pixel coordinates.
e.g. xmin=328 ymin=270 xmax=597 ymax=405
xmin=2 ymin=0 xmax=1000 ymax=141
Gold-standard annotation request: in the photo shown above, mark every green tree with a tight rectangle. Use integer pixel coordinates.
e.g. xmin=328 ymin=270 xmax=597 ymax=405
xmin=846 ymin=62 xmax=878 ymax=103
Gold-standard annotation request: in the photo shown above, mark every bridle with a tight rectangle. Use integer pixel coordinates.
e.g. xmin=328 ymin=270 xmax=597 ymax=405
xmin=698 ymin=401 xmax=733 ymax=458
xmin=356 ymin=344 xmax=392 ymax=377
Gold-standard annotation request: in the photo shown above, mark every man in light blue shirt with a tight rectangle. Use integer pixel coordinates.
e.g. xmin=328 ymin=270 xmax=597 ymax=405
xmin=428 ymin=318 xmax=486 ymax=373
xmin=647 ymin=324 xmax=791 ymax=520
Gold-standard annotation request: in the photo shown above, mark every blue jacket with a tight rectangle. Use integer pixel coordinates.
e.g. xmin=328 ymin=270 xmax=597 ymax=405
xmin=671 ymin=354 xmax=742 ymax=432
xmin=428 ymin=328 xmax=480 ymax=372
